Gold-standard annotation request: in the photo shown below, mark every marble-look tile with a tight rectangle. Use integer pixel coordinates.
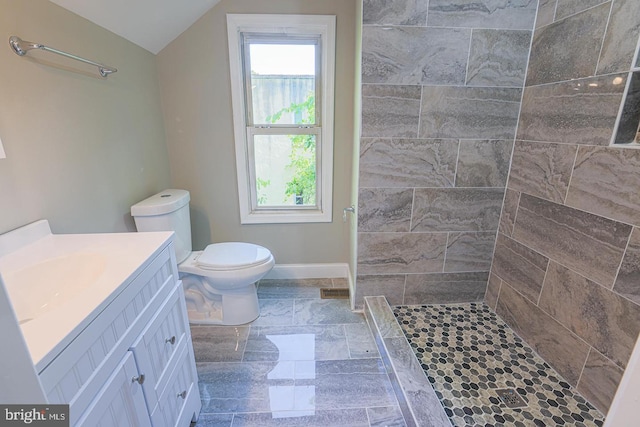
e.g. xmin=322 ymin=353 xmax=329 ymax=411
xmin=331 ymin=277 xmax=349 ymax=288
xmin=359 ymin=138 xmax=457 ymax=188
xmin=231 ymin=409 xmax=370 ymax=427
xmin=362 ymin=26 xmax=470 ymax=85
xmin=597 ymin=0 xmax=640 ymax=75
xmin=455 ymin=139 xmax=512 ymax=187
xmin=512 ymin=194 xmax=632 ymax=287
xmin=535 ymin=0 xmax=557 ymax=28
xmin=427 ymin=0 xmax=537 ymax=30
xmin=251 ymin=299 xmax=294 ymax=326
xmin=526 ymin=3 xmax=610 ymax=85
xmin=362 ymin=0 xmax=429 ymax=25
xmin=484 ymin=272 xmax=502 ymax=310
xmin=193 ymin=413 xmax=233 ymax=427
xmin=492 ymin=233 xmax=548 ymax=304
xmin=411 ymin=188 xmax=504 ymax=232
xmin=496 ymin=282 xmax=590 ymax=385
xmin=357 ymin=232 xmax=447 ymax=274
xmin=358 ymin=188 xmax=413 ymax=232
xmin=539 ymin=262 xmax=640 ymax=368
xmin=508 ymin=140 xmax=577 ymax=204
xmin=566 ymin=146 xmax=640 ymax=226
xmin=517 ymin=74 xmax=626 ymax=146
xmin=555 ymin=0 xmax=608 ymax=21
xmin=191 ymin=325 xmax=249 ymax=363
xmin=614 ymin=228 xmax=640 ymax=305
xmin=361 ymin=85 xmax=421 ymax=138
xmin=498 ymin=188 xmax=520 ymax=237
xmin=367 ymin=406 xmax=407 ymax=427
xmin=243 ymin=325 xmax=351 ymax=362
xmin=313 ymin=359 xmax=398 ymax=409
xmin=404 ymin=272 xmax=489 ymax=304
xmin=344 ymin=323 xmax=379 ymax=359
xmin=356 ymin=275 xmax=406 ymax=311
xmin=419 ymin=86 xmax=521 ymax=140
xmin=466 ymin=29 xmax=531 ymax=87
xmin=364 ymin=295 xmax=405 ymax=339
xmin=293 ymin=299 xmax=366 ymax=326
xmin=199 ymin=359 xmax=396 ymax=414
xmin=383 ymin=336 xmax=452 ymax=426
xmin=577 ymin=349 xmax=624 ymax=414
xmin=198 ymin=361 xmax=278 ymax=413
xmin=444 ymin=231 xmax=496 ymax=272
xmin=257 ymin=278 xmax=328 ymax=299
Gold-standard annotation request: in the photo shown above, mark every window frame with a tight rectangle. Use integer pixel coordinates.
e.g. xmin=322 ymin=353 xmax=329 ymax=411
xmin=227 ymin=14 xmax=336 ymax=224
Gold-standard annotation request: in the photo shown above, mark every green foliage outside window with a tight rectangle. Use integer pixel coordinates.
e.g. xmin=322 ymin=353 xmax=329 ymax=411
xmin=266 ymin=93 xmax=316 ymax=205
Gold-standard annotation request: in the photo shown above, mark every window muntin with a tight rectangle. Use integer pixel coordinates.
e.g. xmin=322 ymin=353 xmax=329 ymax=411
xmin=227 ymin=15 xmax=335 ymax=224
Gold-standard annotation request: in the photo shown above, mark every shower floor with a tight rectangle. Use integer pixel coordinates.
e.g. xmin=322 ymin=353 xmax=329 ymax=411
xmin=392 ymin=303 xmax=605 ymax=427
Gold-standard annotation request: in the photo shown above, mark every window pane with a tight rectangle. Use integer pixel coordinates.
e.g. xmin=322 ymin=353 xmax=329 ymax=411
xmin=249 ymin=44 xmax=316 ymax=125
xmin=253 ymin=134 xmax=317 ymax=207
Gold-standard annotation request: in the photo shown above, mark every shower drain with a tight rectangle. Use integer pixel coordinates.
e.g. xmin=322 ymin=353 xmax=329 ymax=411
xmin=495 ymin=388 xmax=528 ymax=409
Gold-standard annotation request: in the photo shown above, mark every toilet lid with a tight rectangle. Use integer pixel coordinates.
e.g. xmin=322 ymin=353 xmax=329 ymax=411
xmin=196 ymin=242 xmax=272 ymax=270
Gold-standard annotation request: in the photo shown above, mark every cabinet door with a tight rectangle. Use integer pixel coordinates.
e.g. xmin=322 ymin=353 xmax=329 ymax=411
xmin=130 ymin=282 xmax=188 ymax=413
xmin=76 ymin=352 xmax=151 ymax=427
xmin=150 ymin=343 xmax=198 ymax=427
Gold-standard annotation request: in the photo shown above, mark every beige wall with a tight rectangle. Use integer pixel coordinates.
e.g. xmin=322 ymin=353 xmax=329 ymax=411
xmin=156 ymin=0 xmax=357 ymax=264
xmin=0 ymin=0 xmax=171 ymax=235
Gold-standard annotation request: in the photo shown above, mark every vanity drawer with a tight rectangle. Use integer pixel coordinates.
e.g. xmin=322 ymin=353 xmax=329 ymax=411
xmin=150 ymin=343 xmax=198 ymax=427
xmin=130 ymin=281 xmax=188 ymax=412
xmin=39 ymin=245 xmax=177 ymax=424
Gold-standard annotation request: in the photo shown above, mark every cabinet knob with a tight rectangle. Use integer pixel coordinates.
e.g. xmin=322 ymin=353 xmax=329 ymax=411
xmin=177 ymin=390 xmax=187 ymax=399
xmin=131 ymin=374 xmax=145 ymax=385
xmin=165 ymin=336 xmax=176 ymax=345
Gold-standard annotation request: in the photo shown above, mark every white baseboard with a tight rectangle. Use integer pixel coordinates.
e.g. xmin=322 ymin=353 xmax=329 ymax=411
xmin=264 ymin=263 xmax=349 ymax=280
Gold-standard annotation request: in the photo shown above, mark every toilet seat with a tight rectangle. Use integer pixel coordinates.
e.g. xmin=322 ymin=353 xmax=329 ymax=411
xmin=177 ymin=245 xmax=275 ymax=286
xmin=196 ymin=242 xmax=271 ymax=271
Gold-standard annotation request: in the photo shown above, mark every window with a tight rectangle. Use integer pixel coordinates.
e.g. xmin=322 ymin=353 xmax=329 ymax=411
xmin=227 ymin=14 xmax=336 ymax=224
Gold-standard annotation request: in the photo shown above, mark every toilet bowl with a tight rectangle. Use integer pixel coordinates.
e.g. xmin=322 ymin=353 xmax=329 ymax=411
xmin=179 ymin=242 xmax=274 ymax=325
xmin=131 ymin=189 xmax=275 ymax=325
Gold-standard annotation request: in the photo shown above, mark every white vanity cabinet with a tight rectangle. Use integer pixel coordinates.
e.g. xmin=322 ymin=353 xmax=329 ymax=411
xmin=36 ymin=242 xmax=201 ymax=427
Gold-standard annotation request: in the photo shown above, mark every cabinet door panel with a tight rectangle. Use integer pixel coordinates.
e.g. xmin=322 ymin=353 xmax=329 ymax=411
xmin=150 ymin=343 xmax=198 ymax=427
xmin=131 ymin=282 xmax=188 ymax=412
xmin=76 ymin=352 xmax=151 ymax=427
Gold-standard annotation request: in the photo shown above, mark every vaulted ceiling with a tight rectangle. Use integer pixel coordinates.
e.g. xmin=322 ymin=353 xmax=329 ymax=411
xmin=49 ymin=0 xmax=222 ymax=54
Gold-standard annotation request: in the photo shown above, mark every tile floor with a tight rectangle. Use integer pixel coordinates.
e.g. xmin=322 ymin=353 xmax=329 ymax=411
xmin=191 ymin=278 xmax=407 ymax=427
xmin=393 ymin=303 xmax=606 ymax=427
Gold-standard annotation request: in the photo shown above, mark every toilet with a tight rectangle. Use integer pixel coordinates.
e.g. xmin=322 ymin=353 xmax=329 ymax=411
xmin=131 ymin=189 xmax=274 ymax=325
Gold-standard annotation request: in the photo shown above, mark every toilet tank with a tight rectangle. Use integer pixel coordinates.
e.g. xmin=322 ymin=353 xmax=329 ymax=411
xmin=131 ymin=189 xmax=192 ymax=263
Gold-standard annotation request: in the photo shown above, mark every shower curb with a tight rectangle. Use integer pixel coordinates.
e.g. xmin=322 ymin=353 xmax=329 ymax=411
xmin=364 ymin=296 xmax=451 ymax=427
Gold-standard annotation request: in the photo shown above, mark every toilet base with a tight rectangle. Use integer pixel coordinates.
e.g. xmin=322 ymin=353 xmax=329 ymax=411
xmin=182 ymin=276 xmax=260 ymax=325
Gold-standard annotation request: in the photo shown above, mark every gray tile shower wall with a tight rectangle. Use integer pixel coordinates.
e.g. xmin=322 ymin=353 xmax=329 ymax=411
xmin=487 ymin=0 xmax=640 ymax=416
xmin=356 ymin=0 xmax=535 ymax=309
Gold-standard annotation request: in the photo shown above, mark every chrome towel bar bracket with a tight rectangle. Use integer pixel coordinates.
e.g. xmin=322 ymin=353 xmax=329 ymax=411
xmin=9 ymin=36 xmax=117 ymax=78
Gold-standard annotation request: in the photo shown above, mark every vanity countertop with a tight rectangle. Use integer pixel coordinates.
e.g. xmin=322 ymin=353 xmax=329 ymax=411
xmin=0 ymin=220 xmax=173 ymax=370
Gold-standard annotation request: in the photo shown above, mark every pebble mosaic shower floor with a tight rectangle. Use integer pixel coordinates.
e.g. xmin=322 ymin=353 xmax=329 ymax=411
xmin=393 ymin=303 xmax=606 ymax=427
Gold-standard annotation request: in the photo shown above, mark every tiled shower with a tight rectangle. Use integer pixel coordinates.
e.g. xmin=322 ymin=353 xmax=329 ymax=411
xmin=354 ymin=0 xmax=640 ymax=417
